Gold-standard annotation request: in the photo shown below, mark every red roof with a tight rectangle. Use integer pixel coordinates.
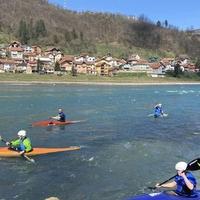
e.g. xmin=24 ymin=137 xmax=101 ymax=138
xmin=9 ymin=47 xmax=23 ymax=52
xmin=149 ymin=63 xmax=162 ymax=69
xmin=0 ymin=59 xmax=16 ymax=64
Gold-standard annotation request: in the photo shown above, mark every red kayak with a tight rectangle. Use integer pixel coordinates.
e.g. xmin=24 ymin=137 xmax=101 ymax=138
xmin=32 ymin=120 xmax=82 ymax=127
xmin=0 ymin=146 xmax=80 ymax=157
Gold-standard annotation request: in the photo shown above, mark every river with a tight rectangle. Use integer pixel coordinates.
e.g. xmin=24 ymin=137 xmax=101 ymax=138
xmin=0 ymin=84 xmax=200 ymax=200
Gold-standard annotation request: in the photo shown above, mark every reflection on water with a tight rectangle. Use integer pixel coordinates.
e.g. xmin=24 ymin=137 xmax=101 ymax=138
xmin=0 ymin=84 xmax=200 ymax=200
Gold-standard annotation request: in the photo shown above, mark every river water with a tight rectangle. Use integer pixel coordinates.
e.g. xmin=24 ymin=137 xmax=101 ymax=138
xmin=0 ymin=84 xmax=200 ymax=200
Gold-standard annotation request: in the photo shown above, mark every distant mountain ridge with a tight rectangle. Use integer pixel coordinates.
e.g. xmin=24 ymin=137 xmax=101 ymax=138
xmin=0 ymin=0 xmax=200 ymax=59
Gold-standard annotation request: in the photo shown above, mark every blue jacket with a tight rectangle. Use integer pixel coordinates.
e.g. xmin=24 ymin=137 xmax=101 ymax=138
xmin=154 ymin=107 xmax=163 ymax=117
xmin=174 ymin=172 xmax=197 ymax=197
xmin=59 ymin=111 xmax=66 ymax=122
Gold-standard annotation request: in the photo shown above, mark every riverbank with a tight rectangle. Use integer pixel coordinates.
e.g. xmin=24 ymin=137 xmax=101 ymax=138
xmin=0 ymin=73 xmax=200 ymax=85
xmin=1 ymin=80 xmax=200 ymax=86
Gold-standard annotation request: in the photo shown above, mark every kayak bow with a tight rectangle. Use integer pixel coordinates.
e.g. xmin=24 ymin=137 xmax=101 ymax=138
xmin=0 ymin=146 xmax=80 ymax=157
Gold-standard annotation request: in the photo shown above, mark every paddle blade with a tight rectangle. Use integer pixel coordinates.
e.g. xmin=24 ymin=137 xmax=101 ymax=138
xmin=187 ymin=158 xmax=200 ymax=171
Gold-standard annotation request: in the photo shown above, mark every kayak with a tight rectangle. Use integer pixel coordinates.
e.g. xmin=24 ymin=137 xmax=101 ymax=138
xmin=32 ymin=120 xmax=82 ymax=127
xmin=148 ymin=113 xmax=168 ymax=118
xmin=126 ymin=191 xmax=200 ymax=200
xmin=0 ymin=146 xmax=80 ymax=157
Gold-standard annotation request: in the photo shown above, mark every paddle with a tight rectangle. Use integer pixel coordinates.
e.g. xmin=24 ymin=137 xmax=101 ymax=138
xmin=148 ymin=158 xmax=200 ymax=190
xmin=0 ymin=136 xmax=35 ymax=163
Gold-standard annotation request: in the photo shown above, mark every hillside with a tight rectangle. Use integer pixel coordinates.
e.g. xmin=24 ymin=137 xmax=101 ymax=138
xmin=0 ymin=0 xmax=200 ymax=59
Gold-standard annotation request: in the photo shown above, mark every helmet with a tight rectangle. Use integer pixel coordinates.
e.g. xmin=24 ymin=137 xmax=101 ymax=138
xmin=58 ymin=108 xmax=63 ymax=113
xmin=17 ymin=130 xmax=26 ymax=137
xmin=175 ymin=161 xmax=187 ymax=171
xmin=158 ymin=103 xmax=162 ymax=107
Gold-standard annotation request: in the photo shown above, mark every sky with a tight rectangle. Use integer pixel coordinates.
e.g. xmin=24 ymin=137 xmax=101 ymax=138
xmin=48 ymin=0 xmax=200 ymax=30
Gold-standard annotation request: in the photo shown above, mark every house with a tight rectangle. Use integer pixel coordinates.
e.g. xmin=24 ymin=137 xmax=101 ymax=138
xmin=149 ymin=62 xmax=165 ymax=77
xmin=0 ymin=48 xmax=7 ymax=58
xmin=37 ymin=56 xmax=52 ymax=72
xmin=182 ymin=63 xmax=196 ymax=72
xmin=15 ymin=62 xmax=27 ymax=73
xmin=0 ymin=58 xmax=16 ymax=72
xmin=95 ymin=60 xmax=113 ymax=76
xmin=45 ymin=47 xmax=62 ymax=63
xmin=130 ymin=60 xmax=151 ymax=73
xmin=103 ymin=55 xmax=118 ymax=67
xmin=73 ymin=55 xmax=96 ymax=74
xmin=8 ymin=47 xmax=24 ymax=60
xmin=32 ymin=46 xmax=42 ymax=55
xmin=59 ymin=55 xmax=74 ymax=72
xmin=27 ymin=61 xmax=37 ymax=72
xmin=24 ymin=52 xmax=37 ymax=63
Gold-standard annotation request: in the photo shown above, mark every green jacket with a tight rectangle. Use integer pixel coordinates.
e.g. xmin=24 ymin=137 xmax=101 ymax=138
xmin=11 ymin=137 xmax=32 ymax=152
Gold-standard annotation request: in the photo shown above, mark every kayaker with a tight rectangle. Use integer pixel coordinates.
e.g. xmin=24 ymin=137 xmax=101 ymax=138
xmin=154 ymin=103 xmax=164 ymax=118
xmin=155 ymin=161 xmax=197 ymax=197
xmin=50 ymin=108 xmax=66 ymax=122
xmin=6 ymin=130 xmax=33 ymax=155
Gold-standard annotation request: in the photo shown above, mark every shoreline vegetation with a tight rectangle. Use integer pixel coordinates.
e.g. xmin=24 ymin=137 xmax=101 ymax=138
xmin=0 ymin=73 xmax=200 ymax=85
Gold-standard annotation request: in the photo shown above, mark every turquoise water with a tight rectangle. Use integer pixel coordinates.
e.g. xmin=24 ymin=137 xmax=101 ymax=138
xmin=0 ymin=84 xmax=200 ymax=200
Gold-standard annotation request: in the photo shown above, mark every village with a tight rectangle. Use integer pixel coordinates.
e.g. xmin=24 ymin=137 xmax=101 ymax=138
xmin=0 ymin=41 xmax=197 ymax=78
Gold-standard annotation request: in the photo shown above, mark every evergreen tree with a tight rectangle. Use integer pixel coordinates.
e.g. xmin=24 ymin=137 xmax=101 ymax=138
xmin=72 ymin=28 xmax=78 ymax=40
xmin=164 ymin=20 xmax=168 ymax=28
xmin=64 ymin=30 xmax=71 ymax=43
xmin=18 ymin=19 xmax=30 ymax=44
xmin=156 ymin=20 xmax=161 ymax=27
xmin=53 ymin=34 xmax=59 ymax=44
xmin=37 ymin=59 xmax=42 ymax=73
xmin=80 ymin=31 xmax=84 ymax=41
xmin=35 ymin=19 xmax=47 ymax=38
xmin=195 ymin=58 xmax=200 ymax=75
xmin=54 ymin=61 xmax=61 ymax=71
xmin=28 ymin=18 xmax=34 ymax=39
xmin=174 ymin=61 xmax=182 ymax=77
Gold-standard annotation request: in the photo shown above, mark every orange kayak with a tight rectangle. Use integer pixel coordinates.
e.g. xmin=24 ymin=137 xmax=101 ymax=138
xmin=32 ymin=120 xmax=81 ymax=127
xmin=0 ymin=146 xmax=80 ymax=157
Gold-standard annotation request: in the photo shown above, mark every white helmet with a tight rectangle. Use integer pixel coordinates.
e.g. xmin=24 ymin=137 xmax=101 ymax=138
xmin=17 ymin=130 xmax=26 ymax=137
xmin=158 ymin=103 xmax=162 ymax=107
xmin=175 ymin=161 xmax=187 ymax=171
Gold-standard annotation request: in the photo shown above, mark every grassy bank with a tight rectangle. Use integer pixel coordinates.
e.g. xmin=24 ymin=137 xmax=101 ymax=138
xmin=0 ymin=73 xmax=200 ymax=84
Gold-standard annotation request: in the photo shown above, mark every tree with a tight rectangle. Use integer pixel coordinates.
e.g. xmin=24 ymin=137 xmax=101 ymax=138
xmin=72 ymin=28 xmax=78 ymax=40
xmin=18 ymin=19 xmax=30 ymax=44
xmin=164 ymin=20 xmax=168 ymax=28
xmin=80 ymin=31 xmax=84 ymax=41
xmin=156 ymin=20 xmax=161 ymax=27
xmin=173 ymin=61 xmax=182 ymax=77
xmin=28 ymin=18 xmax=34 ymax=39
xmin=37 ymin=59 xmax=42 ymax=73
xmin=53 ymin=34 xmax=59 ymax=44
xmin=195 ymin=58 xmax=200 ymax=75
xmin=71 ymin=64 xmax=77 ymax=76
xmin=54 ymin=61 xmax=61 ymax=71
xmin=64 ymin=30 xmax=72 ymax=43
xmin=35 ymin=19 xmax=47 ymax=38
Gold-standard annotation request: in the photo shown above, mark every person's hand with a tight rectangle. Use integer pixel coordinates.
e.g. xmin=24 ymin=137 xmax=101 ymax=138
xmin=178 ymin=171 xmax=186 ymax=178
xmin=19 ymin=151 xmax=25 ymax=155
xmin=6 ymin=142 xmax=10 ymax=146
xmin=155 ymin=183 xmax=161 ymax=188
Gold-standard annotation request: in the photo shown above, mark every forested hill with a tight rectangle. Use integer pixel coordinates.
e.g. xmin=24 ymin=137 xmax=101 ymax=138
xmin=0 ymin=0 xmax=200 ymax=59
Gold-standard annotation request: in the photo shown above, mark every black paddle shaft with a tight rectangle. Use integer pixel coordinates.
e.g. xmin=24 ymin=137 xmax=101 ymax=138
xmin=148 ymin=158 xmax=200 ymax=190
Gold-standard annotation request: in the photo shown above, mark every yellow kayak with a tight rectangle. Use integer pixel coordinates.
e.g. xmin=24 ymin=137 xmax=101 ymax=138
xmin=0 ymin=146 xmax=80 ymax=157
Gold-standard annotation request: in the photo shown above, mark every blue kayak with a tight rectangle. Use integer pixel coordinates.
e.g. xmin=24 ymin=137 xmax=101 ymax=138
xmin=127 ymin=191 xmax=200 ymax=200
